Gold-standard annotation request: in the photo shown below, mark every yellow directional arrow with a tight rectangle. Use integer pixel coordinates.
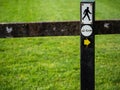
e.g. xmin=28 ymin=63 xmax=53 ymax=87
xmin=84 ymin=38 xmax=91 ymax=46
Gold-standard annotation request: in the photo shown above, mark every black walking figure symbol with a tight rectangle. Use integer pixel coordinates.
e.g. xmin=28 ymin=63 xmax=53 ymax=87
xmin=82 ymin=7 xmax=92 ymax=21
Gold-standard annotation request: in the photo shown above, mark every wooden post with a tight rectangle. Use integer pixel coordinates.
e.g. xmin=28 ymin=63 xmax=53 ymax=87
xmin=80 ymin=0 xmax=95 ymax=90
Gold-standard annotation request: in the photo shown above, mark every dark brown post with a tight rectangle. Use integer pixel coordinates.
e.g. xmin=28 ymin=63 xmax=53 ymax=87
xmin=80 ymin=0 xmax=95 ymax=90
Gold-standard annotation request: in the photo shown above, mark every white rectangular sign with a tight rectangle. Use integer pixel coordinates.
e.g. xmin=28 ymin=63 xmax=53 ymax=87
xmin=81 ymin=3 xmax=93 ymax=24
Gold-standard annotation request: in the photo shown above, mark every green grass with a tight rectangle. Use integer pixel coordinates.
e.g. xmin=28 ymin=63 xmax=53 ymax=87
xmin=95 ymin=35 xmax=120 ymax=90
xmin=0 ymin=35 xmax=120 ymax=90
xmin=0 ymin=0 xmax=120 ymax=23
xmin=0 ymin=36 xmax=80 ymax=90
xmin=0 ymin=0 xmax=80 ymax=23
xmin=96 ymin=0 xmax=120 ymax=20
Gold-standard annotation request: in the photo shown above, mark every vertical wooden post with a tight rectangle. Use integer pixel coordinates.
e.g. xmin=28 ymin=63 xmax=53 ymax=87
xmin=80 ymin=0 xmax=95 ymax=90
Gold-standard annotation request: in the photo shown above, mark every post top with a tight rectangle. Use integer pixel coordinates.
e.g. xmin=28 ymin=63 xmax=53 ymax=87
xmin=81 ymin=0 xmax=95 ymax=2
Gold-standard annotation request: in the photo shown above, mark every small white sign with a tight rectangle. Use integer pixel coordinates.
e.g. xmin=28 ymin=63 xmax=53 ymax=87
xmin=81 ymin=3 xmax=93 ymax=24
xmin=6 ymin=27 xmax=13 ymax=33
xmin=81 ymin=25 xmax=93 ymax=37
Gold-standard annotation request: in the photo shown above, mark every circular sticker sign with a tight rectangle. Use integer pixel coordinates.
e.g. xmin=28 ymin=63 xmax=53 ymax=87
xmin=81 ymin=25 xmax=93 ymax=37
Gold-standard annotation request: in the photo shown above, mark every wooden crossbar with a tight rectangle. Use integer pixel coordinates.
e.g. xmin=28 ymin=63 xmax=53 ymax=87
xmin=0 ymin=20 xmax=120 ymax=38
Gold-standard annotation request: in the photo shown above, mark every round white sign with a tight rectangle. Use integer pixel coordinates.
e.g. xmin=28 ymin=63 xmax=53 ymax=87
xmin=81 ymin=25 xmax=93 ymax=37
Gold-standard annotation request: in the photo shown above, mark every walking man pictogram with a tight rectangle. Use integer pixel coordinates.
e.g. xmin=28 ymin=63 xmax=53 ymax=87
xmin=82 ymin=7 xmax=92 ymax=21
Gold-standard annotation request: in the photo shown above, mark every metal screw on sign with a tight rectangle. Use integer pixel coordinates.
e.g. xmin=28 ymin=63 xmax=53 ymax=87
xmin=80 ymin=0 xmax=95 ymax=90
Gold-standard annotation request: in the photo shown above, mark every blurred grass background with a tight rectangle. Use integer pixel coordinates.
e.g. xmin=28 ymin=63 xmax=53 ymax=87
xmin=0 ymin=0 xmax=120 ymax=23
xmin=0 ymin=0 xmax=120 ymax=90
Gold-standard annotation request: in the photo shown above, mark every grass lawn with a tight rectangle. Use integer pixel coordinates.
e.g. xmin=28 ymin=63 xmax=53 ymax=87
xmin=0 ymin=0 xmax=120 ymax=23
xmin=0 ymin=36 xmax=80 ymax=90
xmin=0 ymin=0 xmax=80 ymax=23
xmin=0 ymin=35 xmax=120 ymax=90
xmin=95 ymin=35 xmax=120 ymax=90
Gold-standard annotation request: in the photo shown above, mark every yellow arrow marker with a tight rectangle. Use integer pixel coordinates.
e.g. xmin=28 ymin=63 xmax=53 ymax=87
xmin=84 ymin=38 xmax=91 ymax=46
